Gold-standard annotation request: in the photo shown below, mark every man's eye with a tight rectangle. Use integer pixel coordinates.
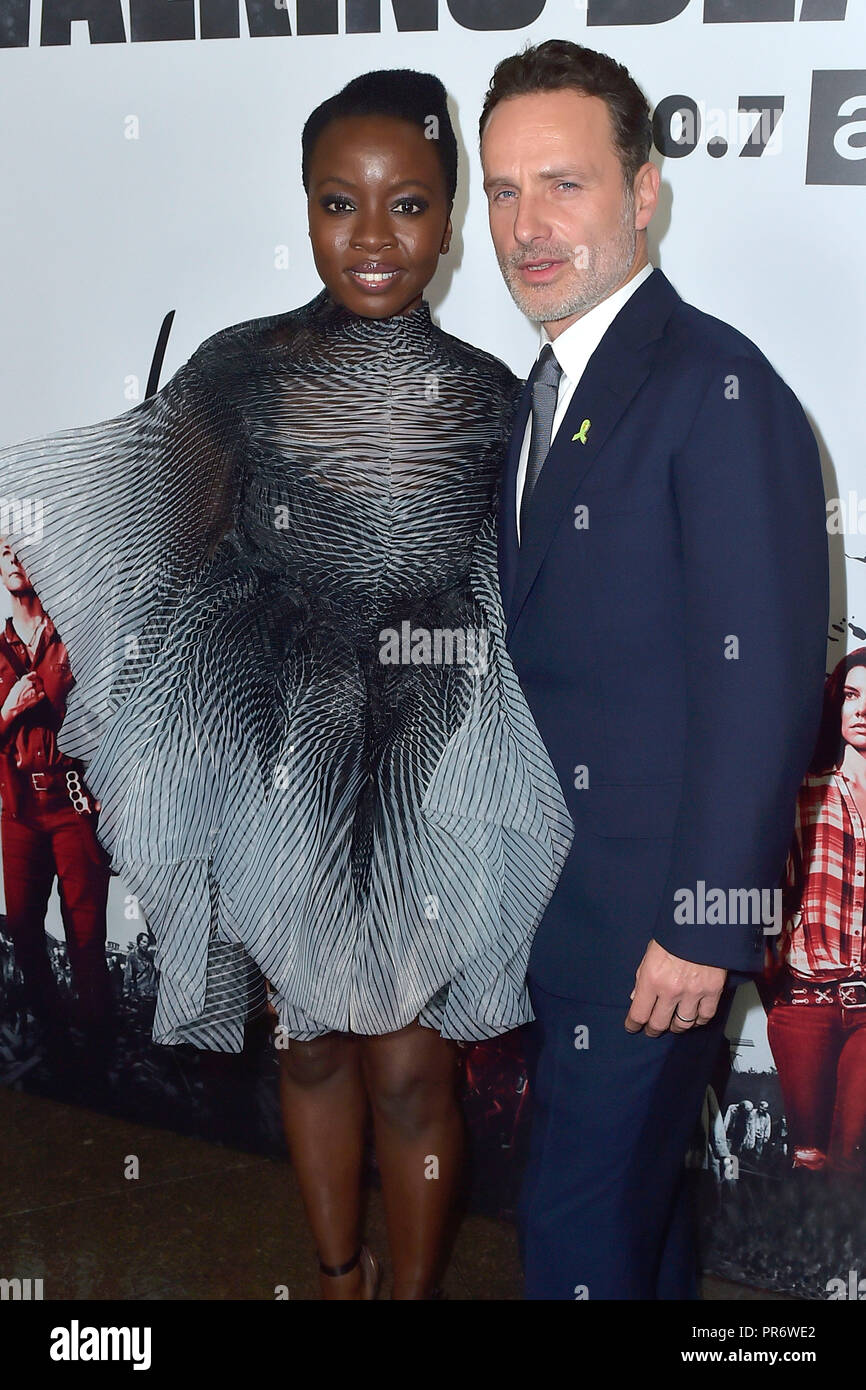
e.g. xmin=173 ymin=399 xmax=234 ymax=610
xmin=492 ymin=189 xmax=517 ymax=203
xmin=558 ymin=182 xmax=582 ymax=191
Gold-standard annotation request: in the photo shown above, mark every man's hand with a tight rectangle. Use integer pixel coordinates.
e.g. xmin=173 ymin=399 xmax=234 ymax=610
xmin=0 ymin=672 xmax=44 ymax=723
xmin=624 ymin=938 xmax=727 ymax=1037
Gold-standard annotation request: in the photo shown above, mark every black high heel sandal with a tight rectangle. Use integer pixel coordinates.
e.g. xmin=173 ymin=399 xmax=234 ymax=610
xmin=318 ymin=1245 xmax=381 ymax=1299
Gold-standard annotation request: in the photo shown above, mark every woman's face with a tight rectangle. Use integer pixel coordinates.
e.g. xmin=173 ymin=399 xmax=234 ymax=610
xmin=307 ymin=114 xmax=452 ymax=318
xmin=841 ymin=666 xmax=866 ymax=754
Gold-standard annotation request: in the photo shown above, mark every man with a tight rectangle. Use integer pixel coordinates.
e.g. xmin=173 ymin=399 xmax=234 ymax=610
xmin=724 ymin=1098 xmax=757 ymax=1158
xmin=0 ymin=538 xmax=112 ymax=1054
xmin=479 ymin=39 xmax=828 ymax=1298
xmin=754 ymin=1100 xmax=772 ymax=1161
xmin=123 ymin=931 xmax=158 ymax=1002
xmin=699 ymin=1086 xmax=732 ymax=1191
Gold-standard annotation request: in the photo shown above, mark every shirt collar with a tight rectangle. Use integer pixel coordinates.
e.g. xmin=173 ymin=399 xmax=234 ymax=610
xmin=540 ymin=263 xmax=655 ymax=384
xmin=4 ymin=613 xmax=55 ymax=648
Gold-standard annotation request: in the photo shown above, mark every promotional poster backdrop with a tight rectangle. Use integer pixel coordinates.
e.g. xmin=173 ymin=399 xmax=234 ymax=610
xmin=1 ymin=0 xmax=865 ymax=1301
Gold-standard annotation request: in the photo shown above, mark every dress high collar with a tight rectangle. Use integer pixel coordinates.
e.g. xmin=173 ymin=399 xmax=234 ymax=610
xmin=309 ymin=287 xmax=434 ymax=336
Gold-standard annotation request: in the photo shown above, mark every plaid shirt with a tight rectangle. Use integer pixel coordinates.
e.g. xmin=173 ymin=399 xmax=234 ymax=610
xmin=782 ymin=771 xmax=866 ymax=979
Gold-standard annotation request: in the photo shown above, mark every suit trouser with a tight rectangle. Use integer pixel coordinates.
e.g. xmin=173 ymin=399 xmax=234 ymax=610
xmin=519 ymin=979 xmax=733 ymax=1300
xmin=1 ymin=795 xmax=111 ymax=1026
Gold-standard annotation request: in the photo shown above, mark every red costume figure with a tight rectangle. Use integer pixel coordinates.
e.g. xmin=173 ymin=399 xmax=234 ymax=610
xmin=767 ymin=648 xmax=866 ymax=1174
xmin=0 ymin=539 xmax=112 ymax=1049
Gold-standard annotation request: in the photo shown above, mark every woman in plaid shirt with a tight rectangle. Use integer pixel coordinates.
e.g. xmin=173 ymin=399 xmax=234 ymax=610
xmin=767 ymin=648 xmax=866 ymax=1173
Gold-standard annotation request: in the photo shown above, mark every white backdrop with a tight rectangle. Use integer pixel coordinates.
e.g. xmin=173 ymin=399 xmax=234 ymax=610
xmin=0 ymin=0 xmax=864 ymax=1057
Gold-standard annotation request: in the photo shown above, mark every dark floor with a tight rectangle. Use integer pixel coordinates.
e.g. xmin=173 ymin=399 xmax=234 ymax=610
xmin=0 ymin=1086 xmax=796 ymax=1301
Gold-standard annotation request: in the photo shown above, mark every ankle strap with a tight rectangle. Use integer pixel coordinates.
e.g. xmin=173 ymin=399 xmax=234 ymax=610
xmin=318 ymin=1247 xmax=361 ymax=1278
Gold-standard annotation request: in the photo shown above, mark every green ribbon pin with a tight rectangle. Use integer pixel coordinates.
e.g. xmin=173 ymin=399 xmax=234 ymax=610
xmin=572 ymin=419 xmax=592 ymax=445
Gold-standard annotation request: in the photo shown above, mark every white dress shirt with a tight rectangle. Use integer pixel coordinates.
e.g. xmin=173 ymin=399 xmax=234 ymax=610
xmin=515 ymin=262 xmax=654 ymax=544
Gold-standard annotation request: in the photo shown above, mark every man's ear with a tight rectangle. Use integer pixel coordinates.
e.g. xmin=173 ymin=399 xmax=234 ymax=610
xmin=633 ymin=161 xmax=660 ymax=232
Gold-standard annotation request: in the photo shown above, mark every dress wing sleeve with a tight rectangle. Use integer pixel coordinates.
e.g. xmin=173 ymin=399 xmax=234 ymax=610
xmin=0 ymin=358 xmax=244 ymax=763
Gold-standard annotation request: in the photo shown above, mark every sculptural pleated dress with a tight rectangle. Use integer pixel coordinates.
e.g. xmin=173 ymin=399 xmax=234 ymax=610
xmin=0 ymin=289 xmax=573 ymax=1049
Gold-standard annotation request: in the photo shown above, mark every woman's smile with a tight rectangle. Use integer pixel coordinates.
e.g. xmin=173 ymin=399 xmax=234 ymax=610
xmin=348 ymin=262 xmax=404 ymax=291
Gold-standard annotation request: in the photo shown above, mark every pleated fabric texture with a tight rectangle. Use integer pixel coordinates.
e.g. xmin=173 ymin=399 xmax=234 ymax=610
xmin=0 ymin=290 xmax=574 ymax=1049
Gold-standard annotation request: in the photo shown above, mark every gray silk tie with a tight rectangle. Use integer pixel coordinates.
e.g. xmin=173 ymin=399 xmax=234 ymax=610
xmin=519 ymin=343 xmax=562 ymax=543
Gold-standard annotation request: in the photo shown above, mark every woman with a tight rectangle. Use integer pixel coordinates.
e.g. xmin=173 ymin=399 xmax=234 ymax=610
xmin=766 ymin=648 xmax=866 ymax=1176
xmin=0 ymin=70 xmax=573 ymax=1298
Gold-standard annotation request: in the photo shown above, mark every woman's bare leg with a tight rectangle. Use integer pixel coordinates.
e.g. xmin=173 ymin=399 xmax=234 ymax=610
xmin=361 ymin=1020 xmax=464 ymax=1299
xmin=277 ymin=1032 xmax=372 ymax=1299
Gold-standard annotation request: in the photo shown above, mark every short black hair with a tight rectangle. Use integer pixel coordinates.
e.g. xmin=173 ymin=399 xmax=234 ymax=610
xmin=302 ymin=69 xmax=458 ymax=205
xmin=479 ymin=39 xmax=652 ymax=189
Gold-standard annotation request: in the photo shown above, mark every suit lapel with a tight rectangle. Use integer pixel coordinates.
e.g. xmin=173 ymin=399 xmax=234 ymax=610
xmin=506 ymin=269 xmax=681 ymax=634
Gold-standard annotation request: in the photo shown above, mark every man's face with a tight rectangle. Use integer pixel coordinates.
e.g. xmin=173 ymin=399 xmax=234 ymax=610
xmin=0 ymin=540 xmax=32 ymax=595
xmin=481 ymin=90 xmax=656 ymax=333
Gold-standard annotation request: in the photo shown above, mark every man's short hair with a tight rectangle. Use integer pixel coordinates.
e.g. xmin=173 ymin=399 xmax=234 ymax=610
xmin=479 ymin=39 xmax=652 ymax=188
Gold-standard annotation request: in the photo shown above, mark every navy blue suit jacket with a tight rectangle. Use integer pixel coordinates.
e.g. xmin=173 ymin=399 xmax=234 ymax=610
xmin=498 ymin=268 xmax=829 ymax=1005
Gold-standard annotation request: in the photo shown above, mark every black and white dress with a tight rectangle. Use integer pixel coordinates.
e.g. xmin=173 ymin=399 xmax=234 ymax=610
xmin=0 ymin=289 xmax=573 ymax=1049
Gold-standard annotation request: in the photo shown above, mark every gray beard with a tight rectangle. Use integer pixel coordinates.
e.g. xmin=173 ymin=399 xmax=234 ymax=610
xmin=498 ymin=197 xmax=638 ymax=325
